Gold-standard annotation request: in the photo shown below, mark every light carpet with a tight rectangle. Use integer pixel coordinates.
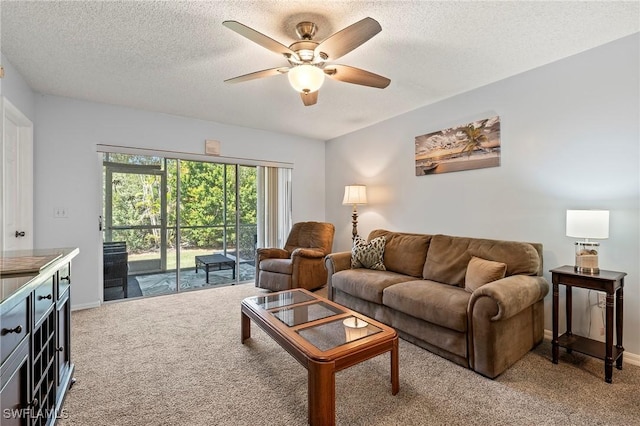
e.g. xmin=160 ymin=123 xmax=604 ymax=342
xmin=60 ymin=284 xmax=640 ymax=425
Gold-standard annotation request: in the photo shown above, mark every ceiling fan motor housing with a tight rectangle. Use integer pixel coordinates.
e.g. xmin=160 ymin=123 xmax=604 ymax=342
xmin=295 ymin=22 xmax=317 ymax=40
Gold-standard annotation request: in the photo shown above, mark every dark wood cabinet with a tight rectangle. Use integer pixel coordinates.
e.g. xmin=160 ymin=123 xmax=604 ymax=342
xmin=1 ymin=248 xmax=78 ymax=425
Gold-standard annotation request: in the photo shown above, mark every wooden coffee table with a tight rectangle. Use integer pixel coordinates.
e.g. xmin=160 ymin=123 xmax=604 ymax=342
xmin=241 ymin=288 xmax=399 ymax=426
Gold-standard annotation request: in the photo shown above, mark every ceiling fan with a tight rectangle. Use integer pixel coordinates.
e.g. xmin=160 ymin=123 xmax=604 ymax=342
xmin=222 ymin=17 xmax=391 ymax=106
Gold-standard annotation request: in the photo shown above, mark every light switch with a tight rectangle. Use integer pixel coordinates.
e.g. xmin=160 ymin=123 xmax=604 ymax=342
xmin=54 ymin=206 xmax=68 ymax=218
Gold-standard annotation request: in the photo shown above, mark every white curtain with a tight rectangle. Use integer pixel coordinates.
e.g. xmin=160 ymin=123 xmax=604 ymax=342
xmin=256 ymin=166 xmax=292 ymax=249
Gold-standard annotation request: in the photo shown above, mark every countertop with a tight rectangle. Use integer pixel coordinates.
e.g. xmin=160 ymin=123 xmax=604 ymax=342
xmin=0 ymin=247 xmax=79 ymax=305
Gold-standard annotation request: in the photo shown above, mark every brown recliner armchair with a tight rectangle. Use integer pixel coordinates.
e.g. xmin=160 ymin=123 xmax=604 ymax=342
xmin=255 ymin=221 xmax=335 ymax=292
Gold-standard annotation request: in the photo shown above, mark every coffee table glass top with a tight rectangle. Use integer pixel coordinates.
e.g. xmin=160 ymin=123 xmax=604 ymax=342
xmin=246 ymin=289 xmax=386 ymax=352
xmin=298 ymin=316 xmax=383 ymax=351
xmin=273 ymin=301 xmax=343 ymax=327
xmin=253 ymin=290 xmax=315 ymax=310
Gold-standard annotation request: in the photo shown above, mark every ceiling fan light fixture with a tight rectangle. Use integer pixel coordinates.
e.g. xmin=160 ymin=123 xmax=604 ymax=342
xmin=223 ymin=18 xmax=389 ymax=105
xmin=288 ymin=64 xmax=325 ymax=93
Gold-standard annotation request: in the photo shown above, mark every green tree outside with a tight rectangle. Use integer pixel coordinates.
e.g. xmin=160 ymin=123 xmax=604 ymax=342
xmin=105 ymin=154 xmax=257 ymax=259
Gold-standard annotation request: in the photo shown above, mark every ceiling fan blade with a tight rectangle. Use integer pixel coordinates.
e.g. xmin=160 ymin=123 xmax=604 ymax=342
xmin=224 ymin=67 xmax=289 ymax=84
xmin=300 ymin=91 xmax=318 ymax=106
xmin=325 ymin=65 xmax=390 ymax=88
xmin=315 ymin=17 xmax=382 ymax=61
xmin=223 ymin=20 xmax=298 ymax=60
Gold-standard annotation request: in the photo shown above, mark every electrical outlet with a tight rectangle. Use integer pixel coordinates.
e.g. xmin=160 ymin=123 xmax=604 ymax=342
xmin=600 ymin=326 xmax=605 ymax=336
xmin=597 ymin=293 xmax=606 ymax=309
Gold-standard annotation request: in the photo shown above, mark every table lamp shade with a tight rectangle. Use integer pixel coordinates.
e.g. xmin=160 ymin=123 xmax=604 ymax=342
xmin=566 ymin=210 xmax=609 ymax=274
xmin=566 ymin=210 xmax=609 ymax=239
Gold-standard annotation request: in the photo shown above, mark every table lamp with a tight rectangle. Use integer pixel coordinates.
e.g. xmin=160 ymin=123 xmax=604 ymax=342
xmin=566 ymin=210 xmax=609 ymax=274
xmin=342 ymin=185 xmax=368 ymax=240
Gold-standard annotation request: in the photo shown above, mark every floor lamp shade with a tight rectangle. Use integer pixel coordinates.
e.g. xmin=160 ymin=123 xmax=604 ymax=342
xmin=566 ymin=210 xmax=609 ymax=274
xmin=342 ymin=185 xmax=368 ymax=205
xmin=343 ymin=185 xmax=367 ymax=240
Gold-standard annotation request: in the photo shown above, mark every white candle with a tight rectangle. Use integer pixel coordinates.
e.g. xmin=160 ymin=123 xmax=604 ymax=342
xmin=343 ymin=317 xmax=369 ymax=342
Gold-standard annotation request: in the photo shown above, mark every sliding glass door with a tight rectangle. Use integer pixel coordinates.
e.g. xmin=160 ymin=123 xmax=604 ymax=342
xmin=103 ymin=155 xmax=177 ymax=300
xmin=177 ymin=161 xmax=255 ymax=290
xmin=102 ymin=153 xmax=270 ymax=301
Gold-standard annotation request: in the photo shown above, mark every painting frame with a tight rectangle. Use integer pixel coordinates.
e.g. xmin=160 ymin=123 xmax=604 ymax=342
xmin=415 ymin=115 xmax=501 ymax=176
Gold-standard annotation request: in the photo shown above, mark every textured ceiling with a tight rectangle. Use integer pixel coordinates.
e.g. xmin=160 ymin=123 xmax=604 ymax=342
xmin=1 ymin=1 xmax=638 ymax=141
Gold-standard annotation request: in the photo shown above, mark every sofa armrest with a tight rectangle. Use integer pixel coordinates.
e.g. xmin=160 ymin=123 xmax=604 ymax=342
xmin=324 ymin=251 xmax=352 ymax=300
xmin=468 ymin=275 xmax=549 ymax=378
xmin=469 ymin=275 xmax=549 ymax=321
xmin=325 ymin=251 xmax=351 ymax=273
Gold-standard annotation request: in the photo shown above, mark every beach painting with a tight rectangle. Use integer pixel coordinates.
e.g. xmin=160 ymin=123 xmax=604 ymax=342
xmin=415 ymin=115 xmax=501 ymax=176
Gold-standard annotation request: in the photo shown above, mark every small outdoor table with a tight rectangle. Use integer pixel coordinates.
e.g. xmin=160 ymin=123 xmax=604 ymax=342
xmin=195 ymin=254 xmax=236 ymax=283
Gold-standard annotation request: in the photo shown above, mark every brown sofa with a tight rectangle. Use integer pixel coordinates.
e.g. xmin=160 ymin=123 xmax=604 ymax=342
xmin=325 ymin=230 xmax=549 ymax=378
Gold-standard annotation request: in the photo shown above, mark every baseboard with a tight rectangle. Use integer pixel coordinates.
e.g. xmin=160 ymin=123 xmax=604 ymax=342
xmin=625 ymin=351 xmax=640 ymax=367
xmin=71 ymin=301 xmax=101 ymax=311
xmin=543 ymin=329 xmax=640 ymax=367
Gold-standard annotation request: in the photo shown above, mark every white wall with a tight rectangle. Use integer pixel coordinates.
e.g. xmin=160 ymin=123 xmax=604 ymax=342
xmin=325 ymin=34 xmax=640 ymax=356
xmin=33 ymin=95 xmax=326 ymax=309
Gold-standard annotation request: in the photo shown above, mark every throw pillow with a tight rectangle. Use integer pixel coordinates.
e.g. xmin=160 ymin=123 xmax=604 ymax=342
xmin=464 ymin=256 xmax=507 ymax=293
xmin=351 ymin=236 xmax=386 ymax=270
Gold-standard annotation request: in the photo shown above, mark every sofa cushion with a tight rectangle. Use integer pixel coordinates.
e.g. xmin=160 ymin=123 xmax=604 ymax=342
xmin=464 ymin=256 xmax=507 ymax=292
xmin=332 ymin=269 xmax=412 ymax=304
xmin=259 ymin=258 xmax=292 ymax=274
xmin=383 ymin=280 xmax=470 ymax=332
xmin=368 ymin=230 xmax=431 ymax=278
xmin=423 ymin=234 xmax=541 ymax=286
xmin=351 ymin=236 xmax=386 ymax=270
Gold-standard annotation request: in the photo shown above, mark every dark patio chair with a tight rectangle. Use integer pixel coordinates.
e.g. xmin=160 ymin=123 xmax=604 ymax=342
xmin=103 ymin=241 xmax=129 ymax=298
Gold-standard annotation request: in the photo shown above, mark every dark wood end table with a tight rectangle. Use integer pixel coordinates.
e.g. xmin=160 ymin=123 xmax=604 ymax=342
xmin=550 ymin=265 xmax=626 ymax=383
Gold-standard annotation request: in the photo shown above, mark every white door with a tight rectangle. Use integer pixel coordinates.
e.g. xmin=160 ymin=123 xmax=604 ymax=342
xmin=1 ymin=97 xmax=33 ymax=251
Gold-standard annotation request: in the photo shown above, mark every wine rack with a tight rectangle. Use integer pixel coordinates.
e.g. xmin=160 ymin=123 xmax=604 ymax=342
xmin=30 ymin=308 xmax=57 ymax=426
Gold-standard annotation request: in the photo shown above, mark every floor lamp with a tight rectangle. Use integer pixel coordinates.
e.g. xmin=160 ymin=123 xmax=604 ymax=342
xmin=343 ymin=185 xmax=368 ymax=241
